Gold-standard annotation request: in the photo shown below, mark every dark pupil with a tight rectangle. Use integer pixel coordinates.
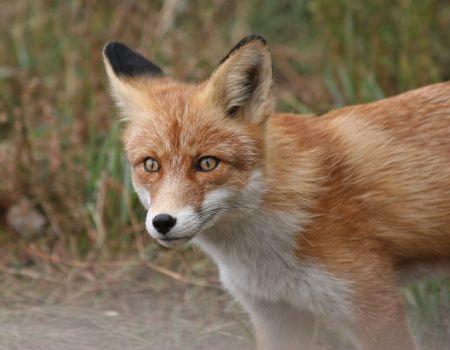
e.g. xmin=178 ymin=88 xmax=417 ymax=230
xmin=203 ymin=158 xmax=214 ymax=169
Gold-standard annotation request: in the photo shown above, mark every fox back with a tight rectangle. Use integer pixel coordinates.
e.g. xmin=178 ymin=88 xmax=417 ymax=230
xmin=103 ymin=36 xmax=450 ymax=350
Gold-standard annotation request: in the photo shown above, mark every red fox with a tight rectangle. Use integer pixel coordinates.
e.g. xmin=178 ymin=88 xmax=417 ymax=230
xmin=103 ymin=35 xmax=450 ymax=350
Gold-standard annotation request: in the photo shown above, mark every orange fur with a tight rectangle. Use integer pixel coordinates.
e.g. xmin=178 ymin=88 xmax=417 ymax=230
xmin=104 ymin=37 xmax=450 ymax=350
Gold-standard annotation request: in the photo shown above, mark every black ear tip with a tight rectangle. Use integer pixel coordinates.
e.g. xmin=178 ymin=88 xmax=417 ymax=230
xmin=103 ymin=42 xmax=130 ymax=58
xmin=219 ymin=34 xmax=268 ymax=64
xmin=242 ymin=34 xmax=267 ymax=46
xmin=102 ymin=41 xmax=163 ymax=77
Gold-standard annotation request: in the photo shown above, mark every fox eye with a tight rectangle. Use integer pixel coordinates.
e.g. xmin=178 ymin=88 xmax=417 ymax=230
xmin=143 ymin=157 xmax=160 ymax=172
xmin=195 ymin=156 xmax=220 ymax=172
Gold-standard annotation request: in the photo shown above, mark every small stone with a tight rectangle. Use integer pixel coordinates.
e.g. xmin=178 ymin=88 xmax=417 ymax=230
xmin=6 ymin=198 xmax=47 ymax=239
xmin=104 ymin=310 xmax=120 ymax=317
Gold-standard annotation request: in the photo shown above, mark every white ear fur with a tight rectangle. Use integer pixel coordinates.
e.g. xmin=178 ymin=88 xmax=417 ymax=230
xmin=207 ymin=35 xmax=274 ymax=123
xmin=103 ymin=64 xmax=143 ymax=120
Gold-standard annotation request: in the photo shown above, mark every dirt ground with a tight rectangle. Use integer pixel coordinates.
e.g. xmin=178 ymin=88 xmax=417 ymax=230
xmin=0 ymin=262 xmax=448 ymax=350
xmin=0 ymin=264 xmax=253 ymax=350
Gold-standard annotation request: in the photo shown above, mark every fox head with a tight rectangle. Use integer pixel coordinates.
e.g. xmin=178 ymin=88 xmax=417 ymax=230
xmin=103 ymin=35 xmax=273 ymax=247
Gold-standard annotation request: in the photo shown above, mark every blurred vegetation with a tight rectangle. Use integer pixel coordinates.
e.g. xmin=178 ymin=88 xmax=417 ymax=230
xmin=0 ymin=0 xmax=449 ymax=344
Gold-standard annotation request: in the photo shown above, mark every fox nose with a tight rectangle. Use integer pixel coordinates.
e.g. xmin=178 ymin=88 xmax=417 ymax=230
xmin=152 ymin=214 xmax=177 ymax=234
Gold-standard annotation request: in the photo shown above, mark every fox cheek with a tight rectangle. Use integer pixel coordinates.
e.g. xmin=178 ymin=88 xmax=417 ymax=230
xmin=133 ymin=182 xmax=151 ymax=209
xmin=202 ymin=188 xmax=233 ymax=210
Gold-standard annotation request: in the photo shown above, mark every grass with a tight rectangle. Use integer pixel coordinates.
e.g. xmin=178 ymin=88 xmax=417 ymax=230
xmin=0 ymin=0 xmax=449 ymax=347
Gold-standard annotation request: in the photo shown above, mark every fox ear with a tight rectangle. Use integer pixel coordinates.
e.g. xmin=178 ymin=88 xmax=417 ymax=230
xmin=102 ymin=42 xmax=163 ymax=119
xmin=206 ymin=34 xmax=273 ymax=123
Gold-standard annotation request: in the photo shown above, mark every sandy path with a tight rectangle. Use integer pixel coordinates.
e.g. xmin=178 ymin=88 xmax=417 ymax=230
xmin=0 ymin=267 xmax=252 ymax=350
xmin=1 ymin=263 xmax=448 ymax=350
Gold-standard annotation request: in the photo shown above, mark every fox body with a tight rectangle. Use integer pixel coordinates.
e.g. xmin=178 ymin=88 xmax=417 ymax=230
xmin=103 ymin=36 xmax=450 ymax=350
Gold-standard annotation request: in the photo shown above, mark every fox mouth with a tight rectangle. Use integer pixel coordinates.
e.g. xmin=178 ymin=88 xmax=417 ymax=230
xmin=157 ymin=235 xmax=193 ymax=247
xmin=159 ymin=236 xmax=191 ymax=242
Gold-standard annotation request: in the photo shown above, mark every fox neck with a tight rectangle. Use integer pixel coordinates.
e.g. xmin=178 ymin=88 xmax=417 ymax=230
xmin=194 ymin=205 xmax=302 ymax=261
xmin=192 ymin=152 xmax=351 ymax=317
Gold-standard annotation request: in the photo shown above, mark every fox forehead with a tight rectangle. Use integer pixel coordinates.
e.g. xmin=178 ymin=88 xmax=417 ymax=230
xmin=123 ymin=83 xmax=262 ymax=168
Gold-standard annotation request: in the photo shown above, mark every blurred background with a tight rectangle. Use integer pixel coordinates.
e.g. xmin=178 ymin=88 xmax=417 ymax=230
xmin=0 ymin=1 xmax=449 ymax=349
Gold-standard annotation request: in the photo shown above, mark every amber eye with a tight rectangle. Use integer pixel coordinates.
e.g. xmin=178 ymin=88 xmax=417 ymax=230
xmin=195 ymin=156 xmax=220 ymax=172
xmin=143 ymin=157 xmax=160 ymax=172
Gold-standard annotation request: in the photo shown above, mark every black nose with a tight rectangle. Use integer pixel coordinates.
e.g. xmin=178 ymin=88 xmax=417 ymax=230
xmin=152 ymin=214 xmax=177 ymax=234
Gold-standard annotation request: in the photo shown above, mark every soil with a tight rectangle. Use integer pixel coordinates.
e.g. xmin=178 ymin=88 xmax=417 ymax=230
xmin=0 ymin=262 xmax=448 ymax=350
xmin=0 ymin=264 xmax=252 ymax=350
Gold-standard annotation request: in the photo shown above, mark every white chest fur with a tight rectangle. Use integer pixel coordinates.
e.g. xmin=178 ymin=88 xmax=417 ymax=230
xmin=194 ymin=209 xmax=352 ymax=319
